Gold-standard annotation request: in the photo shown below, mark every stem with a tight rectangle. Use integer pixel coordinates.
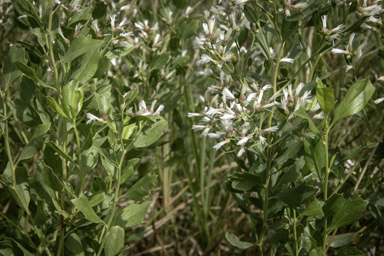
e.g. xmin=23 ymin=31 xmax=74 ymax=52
xmin=96 ymin=149 xmax=127 ymax=256
xmin=322 ymin=123 xmax=330 ymax=255
xmin=293 ymin=209 xmax=299 ymax=256
xmin=73 ymin=124 xmax=85 ymax=195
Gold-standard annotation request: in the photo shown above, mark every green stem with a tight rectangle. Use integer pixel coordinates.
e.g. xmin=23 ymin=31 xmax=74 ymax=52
xmin=293 ymin=209 xmax=299 ymax=256
xmin=322 ymin=123 xmax=330 ymax=254
xmin=73 ymin=124 xmax=85 ymax=195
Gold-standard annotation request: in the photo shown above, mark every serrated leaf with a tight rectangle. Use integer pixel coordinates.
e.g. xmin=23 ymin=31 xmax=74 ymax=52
xmin=115 ymin=201 xmax=153 ymax=228
xmin=328 ymin=197 xmax=368 ymax=232
xmin=302 ymin=199 xmax=324 ymax=217
xmin=60 ymin=37 xmax=103 ymax=63
xmin=72 ymin=195 xmax=103 ymax=223
xmin=275 ymin=182 xmax=317 ymax=208
xmin=121 ymin=174 xmax=157 ymax=201
xmin=105 ymin=226 xmax=124 ymax=256
xmin=225 ymin=232 xmax=253 ymax=249
xmin=331 ymin=78 xmax=375 ymax=127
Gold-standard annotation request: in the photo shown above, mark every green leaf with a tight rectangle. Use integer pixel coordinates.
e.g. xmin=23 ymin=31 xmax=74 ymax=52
xmin=295 ymin=107 xmax=320 ymax=134
xmin=282 ymin=20 xmax=299 ymax=41
xmin=42 ymin=165 xmax=63 ymax=191
xmin=106 ymin=43 xmax=135 ymax=59
xmin=275 ymin=182 xmax=317 ymax=208
xmin=238 ymin=28 xmax=248 ymax=47
xmin=72 ymin=195 xmax=103 ymax=223
xmin=105 ymin=226 xmax=125 ymax=256
xmin=3 ymin=45 xmax=27 ymax=90
xmin=17 ymin=40 xmax=42 ymax=59
xmin=46 ymin=96 xmax=68 ymax=119
xmin=122 ymin=123 xmax=135 ymax=141
xmin=323 ymin=194 xmax=345 ymax=218
xmin=60 ymin=37 xmax=103 ymax=63
xmin=181 ymin=20 xmax=199 ymax=39
xmin=0 ymin=238 xmax=34 ymax=256
xmin=337 ymin=247 xmax=365 ymax=256
xmin=328 ymin=197 xmax=368 ymax=232
xmin=244 ymin=5 xmax=258 ymax=23
xmin=316 ymin=78 xmax=335 ymax=116
xmin=121 ymin=174 xmax=157 ymax=200
xmin=172 ymin=0 xmax=188 ymax=9
xmin=88 ymin=191 xmax=105 ymax=207
xmin=18 ymin=123 xmax=51 ymax=162
xmin=326 ymin=233 xmax=357 ymax=248
xmin=120 ymin=158 xmax=140 ymax=184
xmin=115 ymin=201 xmax=153 ymax=228
xmin=331 ymin=78 xmax=375 ymax=127
xmin=8 ymin=99 xmax=41 ymax=127
xmin=225 ymin=232 xmax=253 ymax=249
xmin=150 ymin=52 xmax=170 ymax=71
xmin=68 ymin=7 xmax=92 ymax=27
xmin=286 ymin=0 xmax=325 ymax=21
xmin=304 ymin=138 xmax=325 ymax=180
xmin=20 ymin=76 xmax=37 ymax=101
xmin=63 ymin=80 xmax=82 ymax=118
xmin=14 ymin=60 xmax=38 ymax=82
xmin=46 ymin=141 xmax=76 ymax=165
xmin=65 ymin=233 xmax=85 ymax=256
xmin=71 ymin=47 xmax=102 ymax=84
xmin=340 ymin=142 xmax=377 ymax=162
xmin=229 ymin=172 xmax=263 ymax=191
xmin=274 ymin=140 xmax=303 ymax=168
xmin=302 ymin=199 xmax=324 ymax=217
xmin=123 ymin=88 xmax=138 ymax=106
xmin=134 ymin=118 xmax=167 ymax=147
xmin=15 ymin=166 xmax=31 ymax=209
xmin=268 ymin=223 xmax=290 ymax=250
xmin=275 ymin=158 xmax=304 ymax=187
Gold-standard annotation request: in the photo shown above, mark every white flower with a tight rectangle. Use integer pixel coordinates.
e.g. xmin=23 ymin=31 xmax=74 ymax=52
xmin=263 ymin=126 xmax=279 ymax=132
xmin=86 ymin=113 xmax=103 ymax=124
xmin=332 ymin=48 xmax=348 ymax=54
xmin=312 ymin=112 xmax=325 ymax=119
xmin=223 ymin=88 xmax=236 ymax=100
xmin=237 ymin=147 xmax=246 ymax=157
xmin=280 ymin=58 xmax=294 ymax=63
xmin=208 ymin=132 xmax=226 ymax=138
xmin=188 ymin=112 xmax=201 ymax=117
xmin=110 ymin=14 xmax=116 ymax=30
xmin=237 ymin=135 xmax=251 ymax=146
xmin=196 ymin=54 xmax=218 ymax=66
xmin=213 ymin=139 xmax=230 ymax=150
xmin=301 ymin=132 xmax=315 ymax=139
xmin=258 ymin=134 xmax=267 ymax=144
xmin=321 ymin=15 xmax=327 ymax=29
xmin=374 ymin=96 xmax=384 ymax=104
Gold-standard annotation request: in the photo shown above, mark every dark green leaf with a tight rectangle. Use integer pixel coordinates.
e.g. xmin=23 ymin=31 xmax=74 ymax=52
xmin=71 ymin=47 xmax=102 ymax=84
xmin=238 ymin=28 xmax=248 ymax=47
xmin=332 ymin=78 xmax=375 ymax=126
xmin=181 ymin=20 xmax=199 ymax=39
xmin=275 ymin=158 xmax=304 ymax=187
xmin=17 ymin=40 xmax=42 ymax=59
xmin=14 ymin=60 xmax=38 ymax=82
xmin=72 ymin=195 xmax=103 ymax=223
xmin=229 ymin=172 xmax=263 ymax=191
xmin=105 ymin=226 xmax=125 ymax=256
xmin=326 ymin=233 xmax=357 ymax=248
xmin=302 ymin=199 xmax=324 ymax=217
xmin=244 ymin=5 xmax=258 ymax=23
xmin=121 ymin=174 xmax=156 ymax=200
xmin=275 ymin=182 xmax=317 ymax=208
xmin=121 ymin=158 xmax=140 ymax=184
xmin=3 ymin=45 xmax=27 ymax=90
xmin=328 ymin=197 xmax=368 ymax=232
xmin=20 ymin=76 xmax=37 ymax=101
xmin=225 ymin=232 xmax=253 ymax=249
xmin=268 ymin=223 xmax=290 ymax=250
xmin=172 ymin=0 xmax=188 ymax=9
xmin=65 ymin=233 xmax=85 ymax=256
xmin=337 ymin=247 xmax=365 ymax=256
xmin=42 ymin=165 xmax=63 ymax=191
xmin=18 ymin=123 xmax=51 ymax=162
xmin=274 ymin=140 xmax=303 ymax=168
xmin=304 ymin=138 xmax=325 ymax=180
xmin=106 ymin=43 xmax=135 ymax=59
xmin=46 ymin=141 xmax=76 ymax=165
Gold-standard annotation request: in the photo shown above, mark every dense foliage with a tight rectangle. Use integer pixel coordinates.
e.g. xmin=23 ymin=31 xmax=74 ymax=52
xmin=1 ymin=0 xmax=384 ymax=255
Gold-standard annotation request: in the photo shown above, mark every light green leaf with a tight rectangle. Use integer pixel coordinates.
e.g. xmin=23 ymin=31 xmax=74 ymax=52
xmin=71 ymin=47 xmax=102 ymax=84
xmin=105 ymin=226 xmax=124 ymax=256
xmin=63 ymin=80 xmax=79 ymax=118
xmin=60 ymin=37 xmax=103 ymax=63
xmin=150 ymin=52 xmax=170 ymax=71
xmin=18 ymin=123 xmax=51 ymax=162
xmin=65 ymin=233 xmax=85 ymax=256
xmin=121 ymin=174 xmax=157 ymax=200
xmin=122 ymin=123 xmax=135 ymax=141
xmin=46 ymin=96 xmax=68 ymax=119
xmin=3 ymin=45 xmax=27 ymax=90
xmin=71 ymin=195 xmax=103 ymax=223
xmin=88 ymin=191 xmax=105 ymax=207
xmin=134 ymin=118 xmax=167 ymax=148
xmin=302 ymin=199 xmax=324 ymax=217
xmin=275 ymin=182 xmax=317 ymax=208
xmin=331 ymin=78 xmax=375 ymax=127
xmin=115 ymin=201 xmax=153 ymax=228
xmin=295 ymin=107 xmax=320 ymax=134
xmin=225 ymin=232 xmax=253 ymax=249
xmin=106 ymin=43 xmax=135 ymax=59
xmin=316 ymin=78 xmax=335 ymax=116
